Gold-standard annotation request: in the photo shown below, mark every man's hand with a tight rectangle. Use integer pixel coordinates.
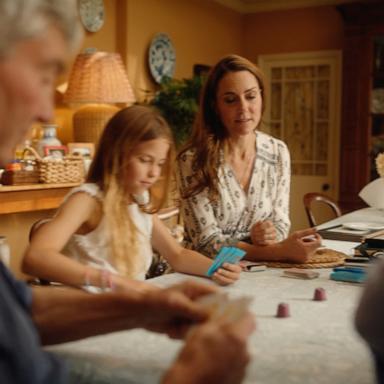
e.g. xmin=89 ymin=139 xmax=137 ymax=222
xmin=250 ymin=220 xmax=277 ymax=245
xmin=162 ymin=312 xmax=255 ymax=384
xmin=137 ymin=280 xmax=218 ymax=338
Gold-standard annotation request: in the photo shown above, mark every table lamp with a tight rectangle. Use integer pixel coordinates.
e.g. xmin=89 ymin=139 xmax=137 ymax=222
xmin=64 ymin=50 xmax=136 ymax=144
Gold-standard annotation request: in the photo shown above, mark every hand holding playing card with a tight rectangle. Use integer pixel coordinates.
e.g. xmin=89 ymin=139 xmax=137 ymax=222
xmin=207 ymin=246 xmax=245 ymax=286
xmin=196 ymin=292 xmax=253 ymax=323
xmin=211 ymin=262 xmax=242 ymax=286
xmin=163 ymin=293 xmax=255 ymax=384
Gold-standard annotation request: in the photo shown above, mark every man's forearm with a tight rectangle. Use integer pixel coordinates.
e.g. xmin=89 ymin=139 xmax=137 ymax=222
xmin=31 ymin=286 xmax=144 ymax=345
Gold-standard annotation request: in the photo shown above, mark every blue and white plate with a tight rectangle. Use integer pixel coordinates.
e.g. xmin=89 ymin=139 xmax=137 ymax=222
xmin=148 ymin=33 xmax=176 ymax=84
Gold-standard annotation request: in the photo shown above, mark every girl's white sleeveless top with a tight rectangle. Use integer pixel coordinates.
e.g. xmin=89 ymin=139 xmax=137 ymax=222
xmin=62 ymin=183 xmax=153 ymax=280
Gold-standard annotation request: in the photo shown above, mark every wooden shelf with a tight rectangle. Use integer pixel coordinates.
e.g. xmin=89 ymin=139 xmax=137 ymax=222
xmin=0 ymin=183 xmax=79 ymax=214
xmin=337 ymin=2 xmax=384 ymax=212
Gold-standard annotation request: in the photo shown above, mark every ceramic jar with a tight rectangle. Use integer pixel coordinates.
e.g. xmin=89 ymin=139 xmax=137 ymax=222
xmin=36 ymin=124 xmax=61 ymax=157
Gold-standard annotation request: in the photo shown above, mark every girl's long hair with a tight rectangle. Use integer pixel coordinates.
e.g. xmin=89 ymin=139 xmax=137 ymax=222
xmin=178 ymin=54 xmax=266 ymax=200
xmin=87 ymin=105 xmax=174 ymax=278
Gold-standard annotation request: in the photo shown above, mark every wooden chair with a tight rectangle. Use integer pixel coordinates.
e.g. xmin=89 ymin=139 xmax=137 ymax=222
xmin=303 ymin=192 xmax=342 ymax=227
xmin=146 ymin=205 xmax=181 ymax=279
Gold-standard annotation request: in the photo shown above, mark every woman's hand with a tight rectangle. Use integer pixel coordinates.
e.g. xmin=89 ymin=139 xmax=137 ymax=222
xmin=211 ymin=263 xmax=242 ymax=286
xmin=278 ymin=228 xmax=322 ymax=263
xmin=250 ymin=220 xmax=277 ymax=246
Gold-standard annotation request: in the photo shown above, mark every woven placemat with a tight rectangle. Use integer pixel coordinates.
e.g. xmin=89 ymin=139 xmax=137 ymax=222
xmin=263 ymin=248 xmax=346 ymax=269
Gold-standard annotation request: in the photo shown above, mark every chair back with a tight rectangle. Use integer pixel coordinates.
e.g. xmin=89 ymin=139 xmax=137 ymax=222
xmin=303 ymin=192 xmax=342 ymax=227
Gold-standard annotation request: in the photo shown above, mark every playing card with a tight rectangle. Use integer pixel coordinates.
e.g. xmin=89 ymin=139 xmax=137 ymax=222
xmin=282 ymin=269 xmax=320 ymax=279
xmin=196 ymin=292 xmax=252 ymax=323
xmin=206 ymin=246 xmax=246 ymax=277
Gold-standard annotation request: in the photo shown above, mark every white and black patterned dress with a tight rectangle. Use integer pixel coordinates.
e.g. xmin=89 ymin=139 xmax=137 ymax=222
xmin=177 ymin=131 xmax=291 ymax=258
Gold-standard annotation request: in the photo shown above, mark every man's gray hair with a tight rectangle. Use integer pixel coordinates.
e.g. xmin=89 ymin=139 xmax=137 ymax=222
xmin=0 ymin=0 xmax=82 ymax=56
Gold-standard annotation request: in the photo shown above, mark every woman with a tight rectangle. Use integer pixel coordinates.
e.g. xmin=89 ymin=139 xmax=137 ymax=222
xmin=177 ymin=54 xmax=321 ymax=263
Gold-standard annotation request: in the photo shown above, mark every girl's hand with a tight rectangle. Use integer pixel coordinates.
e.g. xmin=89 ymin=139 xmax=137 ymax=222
xmin=250 ymin=220 xmax=277 ymax=246
xmin=211 ymin=263 xmax=242 ymax=286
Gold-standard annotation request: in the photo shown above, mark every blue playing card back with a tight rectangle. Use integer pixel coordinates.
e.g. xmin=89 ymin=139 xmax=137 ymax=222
xmin=206 ymin=246 xmax=246 ymax=277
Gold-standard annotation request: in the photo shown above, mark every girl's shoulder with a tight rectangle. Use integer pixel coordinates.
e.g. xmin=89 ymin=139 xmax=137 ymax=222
xmin=63 ymin=183 xmax=103 ymax=205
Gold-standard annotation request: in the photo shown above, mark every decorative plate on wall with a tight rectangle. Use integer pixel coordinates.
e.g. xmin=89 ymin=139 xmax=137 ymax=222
xmin=148 ymin=33 xmax=176 ymax=83
xmin=78 ymin=0 xmax=105 ymax=33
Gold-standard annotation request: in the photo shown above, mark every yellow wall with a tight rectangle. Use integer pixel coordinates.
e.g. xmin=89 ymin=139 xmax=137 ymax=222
xmin=124 ymin=0 xmax=243 ymax=100
xmin=244 ymin=6 xmax=344 ymax=60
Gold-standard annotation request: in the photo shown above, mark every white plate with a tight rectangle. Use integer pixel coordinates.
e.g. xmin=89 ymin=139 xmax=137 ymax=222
xmin=342 ymin=222 xmax=384 ymax=231
xmin=148 ymin=33 xmax=176 ymax=84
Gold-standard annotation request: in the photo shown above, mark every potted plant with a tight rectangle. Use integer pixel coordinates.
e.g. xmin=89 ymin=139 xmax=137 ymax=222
xmin=149 ymin=76 xmax=204 ymax=147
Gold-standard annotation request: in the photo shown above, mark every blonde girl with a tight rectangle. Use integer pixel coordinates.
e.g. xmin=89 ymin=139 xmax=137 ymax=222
xmin=23 ymin=106 xmax=241 ymax=291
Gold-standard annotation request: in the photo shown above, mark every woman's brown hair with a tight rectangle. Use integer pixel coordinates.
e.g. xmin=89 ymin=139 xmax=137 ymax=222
xmin=178 ymin=54 xmax=266 ymax=200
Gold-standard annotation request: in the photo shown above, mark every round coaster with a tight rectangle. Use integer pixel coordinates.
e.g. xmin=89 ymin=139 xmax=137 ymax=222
xmin=264 ymin=248 xmax=346 ymax=269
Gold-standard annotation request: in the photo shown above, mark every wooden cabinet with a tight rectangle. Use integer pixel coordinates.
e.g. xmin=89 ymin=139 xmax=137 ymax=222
xmin=0 ymin=183 xmax=79 ymax=214
xmin=337 ymin=1 xmax=384 ymax=212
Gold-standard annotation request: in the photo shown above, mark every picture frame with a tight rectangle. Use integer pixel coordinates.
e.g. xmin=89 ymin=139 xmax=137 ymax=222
xmin=43 ymin=145 xmax=68 ymax=158
xmin=67 ymin=142 xmax=95 ymax=158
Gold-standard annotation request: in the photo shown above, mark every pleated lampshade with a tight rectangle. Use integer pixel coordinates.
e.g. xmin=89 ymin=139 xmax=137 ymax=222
xmin=64 ymin=50 xmax=136 ymax=144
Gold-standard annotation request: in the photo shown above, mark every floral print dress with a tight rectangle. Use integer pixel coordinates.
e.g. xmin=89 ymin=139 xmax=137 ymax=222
xmin=177 ymin=131 xmax=291 ymax=258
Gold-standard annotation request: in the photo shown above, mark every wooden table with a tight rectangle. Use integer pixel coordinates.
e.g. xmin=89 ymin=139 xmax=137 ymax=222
xmin=0 ymin=183 xmax=79 ymax=214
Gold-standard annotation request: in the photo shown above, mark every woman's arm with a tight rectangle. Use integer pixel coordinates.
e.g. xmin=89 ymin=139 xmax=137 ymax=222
xmin=240 ymin=228 xmax=322 ymax=263
xmin=151 ymin=215 xmax=241 ymax=286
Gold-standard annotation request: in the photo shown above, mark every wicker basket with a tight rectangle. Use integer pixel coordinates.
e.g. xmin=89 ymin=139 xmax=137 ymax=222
xmin=23 ymin=147 xmax=85 ymax=184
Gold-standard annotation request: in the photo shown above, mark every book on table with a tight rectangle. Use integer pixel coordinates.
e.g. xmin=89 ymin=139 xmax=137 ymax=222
xmin=318 ymin=225 xmax=384 ymax=242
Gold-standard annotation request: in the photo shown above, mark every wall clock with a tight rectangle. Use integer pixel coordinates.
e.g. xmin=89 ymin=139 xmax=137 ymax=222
xmin=78 ymin=0 xmax=105 ymax=33
xmin=148 ymin=33 xmax=176 ymax=84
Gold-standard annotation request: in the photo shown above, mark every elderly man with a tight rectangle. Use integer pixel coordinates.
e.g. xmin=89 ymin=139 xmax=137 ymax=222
xmin=0 ymin=1 xmax=255 ymax=383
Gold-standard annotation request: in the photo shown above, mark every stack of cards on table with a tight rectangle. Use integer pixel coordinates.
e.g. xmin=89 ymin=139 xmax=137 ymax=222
xmin=282 ymin=269 xmax=320 ymax=279
xmin=206 ymin=246 xmax=246 ymax=277
xmin=197 ymin=292 xmax=252 ymax=322
xmin=330 ymin=266 xmax=367 ymax=283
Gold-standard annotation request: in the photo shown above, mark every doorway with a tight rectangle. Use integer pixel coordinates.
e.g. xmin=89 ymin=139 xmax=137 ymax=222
xmin=259 ymin=51 xmax=341 ymax=230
